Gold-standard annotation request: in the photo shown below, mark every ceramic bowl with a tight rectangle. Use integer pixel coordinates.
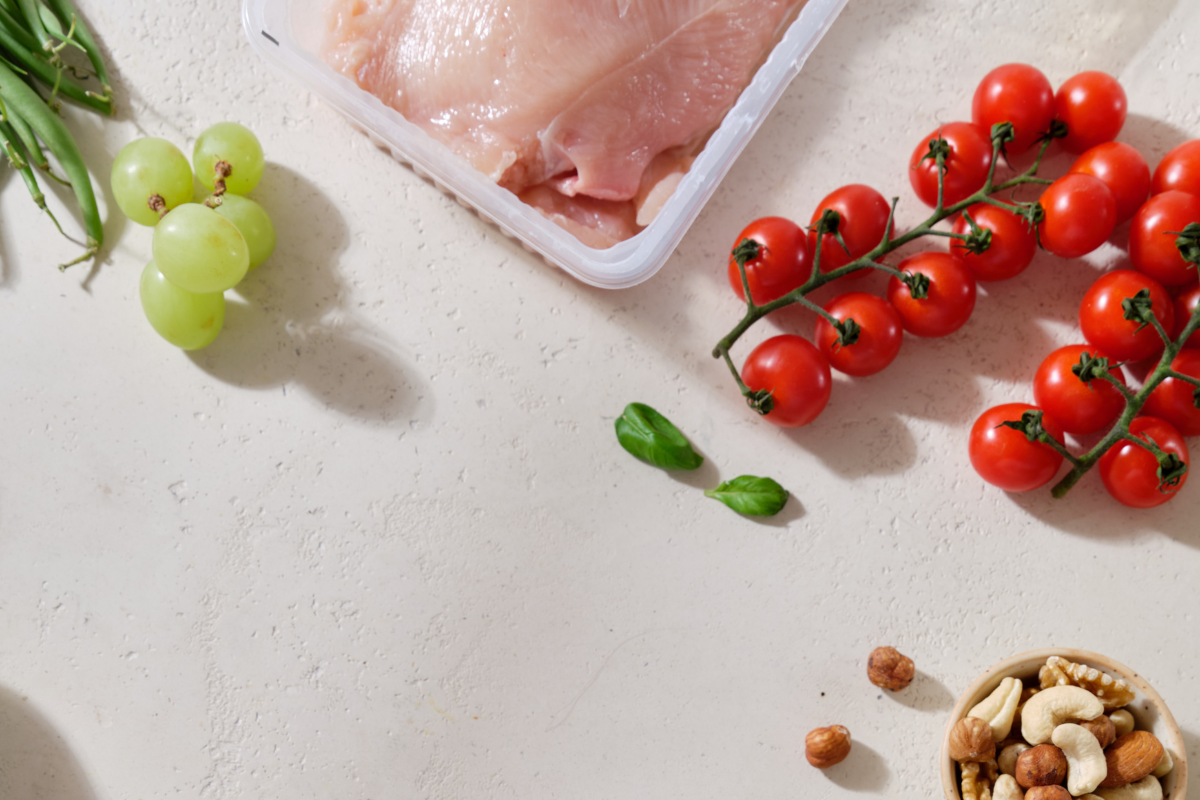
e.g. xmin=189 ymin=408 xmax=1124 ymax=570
xmin=941 ymin=648 xmax=1187 ymax=800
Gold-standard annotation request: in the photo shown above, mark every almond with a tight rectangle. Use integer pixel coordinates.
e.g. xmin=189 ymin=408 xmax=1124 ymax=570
xmin=1100 ymin=730 xmax=1164 ymax=788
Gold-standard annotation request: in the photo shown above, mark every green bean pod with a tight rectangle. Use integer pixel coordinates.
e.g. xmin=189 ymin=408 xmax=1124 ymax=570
xmin=2 ymin=94 xmax=49 ymax=172
xmin=0 ymin=116 xmax=61 ymax=232
xmin=0 ymin=58 xmax=101 ymax=263
xmin=40 ymin=0 xmax=109 ymax=97
xmin=0 ymin=6 xmax=109 ymax=114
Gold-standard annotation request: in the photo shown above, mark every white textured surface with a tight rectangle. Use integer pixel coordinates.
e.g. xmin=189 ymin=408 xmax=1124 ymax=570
xmin=1 ymin=1 xmax=1198 ymax=798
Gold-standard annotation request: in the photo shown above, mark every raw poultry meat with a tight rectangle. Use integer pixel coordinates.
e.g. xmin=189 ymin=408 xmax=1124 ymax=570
xmin=323 ymin=0 xmax=805 ymax=247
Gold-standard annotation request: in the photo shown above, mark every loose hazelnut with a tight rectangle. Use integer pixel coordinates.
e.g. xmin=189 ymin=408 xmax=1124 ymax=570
xmin=805 ymin=725 xmax=851 ymax=768
xmin=949 ymin=717 xmax=996 ymax=762
xmin=1015 ymin=743 xmax=1069 ymax=788
xmin=867 ymin=646 xmax=915 ymax=691
xmin=1079 ymin=714 xmax=1117 ymax=750
xmin=1024 ymin=786 xmax=1071 ymax=800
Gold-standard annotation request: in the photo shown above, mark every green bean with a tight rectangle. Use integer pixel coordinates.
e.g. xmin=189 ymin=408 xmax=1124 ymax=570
xmin=0 ymin=10 xmax=109 ymax=113
xmin=0 ymin=5 xmax=38 ymax=51
xmin=1 ymin=91 xmax=48 ymax=172
xmin=40 ymin=0 xmax=108 ymax=98
xmin=0 ymin=58 xmax=100 ymax=266
xmin=14 ymin=0 xmax=52 ymax=54
xmin=0 ymin=116 xmax=61 ymax=233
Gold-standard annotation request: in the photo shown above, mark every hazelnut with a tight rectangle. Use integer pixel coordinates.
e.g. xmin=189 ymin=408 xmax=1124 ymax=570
xmin=1015 ymin=743 xmax=1069 ymax=788
xmin=949 ymin=717 xmax=996 ymax=762
xmin=1079 ymin=714 xmax=1117 ymax=750
xmin=805 ymin=725 xmax=851 ymax=768
xmin=867 ymin=646 xmax=915 ymax=691
xmin=1024 ymin=786 xmax=1071 ymax=800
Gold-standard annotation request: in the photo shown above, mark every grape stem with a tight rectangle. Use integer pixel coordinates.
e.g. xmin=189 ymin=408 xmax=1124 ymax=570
xmin=203 ymin=160 xmax=232 ymax=208
xmin=147 ymin=192 xmax=168 ymax=219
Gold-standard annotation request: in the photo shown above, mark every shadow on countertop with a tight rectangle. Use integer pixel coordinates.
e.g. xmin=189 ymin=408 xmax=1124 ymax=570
xmin=0 ymin=686 xmax=99 ymax=800
xmin=188 ymin=164 xmax=428 ymax=426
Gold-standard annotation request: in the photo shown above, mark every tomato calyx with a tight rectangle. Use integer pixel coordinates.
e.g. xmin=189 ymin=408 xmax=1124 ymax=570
xmin=1166 ymin=222 xmax=1200 ymax=267
xmin=745 ymin=387 xmax=775 ymax=416
xmin=901 ymin=270 xmax=930 ymax=300
xmin=1122 ymin=288 xmax=1166 ymax=336
xmin=1039 ymin=118 xmax=1070 ymax=146
xmin=953 ymin=210 xmax=994 ymax=257
xmin=830 ymin=317 xmax=861 ymax=349
xmin=1071 ymin=350 xmax=1123 ymax=387
xmin=1124 ymin=431 xmax=1190 ymax=493
xmin=809 ymin=208 xmax=852 ymax=261
xmin=988 ymin=121 xmax=1016 ymax=160
xmin=997 ymin=408 xmax=1055 ymax=444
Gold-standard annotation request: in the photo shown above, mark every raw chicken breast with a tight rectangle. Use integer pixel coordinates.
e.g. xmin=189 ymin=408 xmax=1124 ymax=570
xmin=323 ymin=0 xmax=804 ymax=246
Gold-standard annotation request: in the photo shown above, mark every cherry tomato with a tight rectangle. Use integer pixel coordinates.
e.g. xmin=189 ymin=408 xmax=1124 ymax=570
xmin=969 ymin=403 xmax=1065 ymax=492
xmin=951 ymin=203 xmax=1037 ymax=282
xmin=1173 ymin=283 xmax=1200 ymax=349
xmin=1079 ymin=270 xmax=1174 ymax=362
xmin=1152 ymin=139 xmax=1200 ymax=196
xmin=1068 ymin=142 xmax=1151 ymax=224
xmin=1037 ymin=173 xmax=1117 ymax=258
xmin=1143 ymin=350 xmax=1200 ymax=437
xmin=1032 ymin=344 xmax=1127 ymax=435
xmin=887 ymin=252 xmax=976 ymax=337
xmin=1054 ymin=71 xmax=1127 ymax=154
xmin=1098 ymin=416 xmax=1189 ymax=508
xmin=1129 ymin=191 xmax=1200 ymax=288
xmin=971 ymin=63 xmax=1055 ymax=155
xmin=741 ymin=335 xmax=832 ymax=427
xmin=813 ymin=292 xmax=903 ymax=377
xmin=807 ymin=185 xmax=892 ymax=273
xmin=908 ymin=122 xmax=993 ymax=208
xmin=725 ymin=217 xmax=811 ymax=304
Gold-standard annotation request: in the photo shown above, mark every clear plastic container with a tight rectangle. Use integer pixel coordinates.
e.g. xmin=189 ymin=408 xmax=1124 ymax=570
xmin=241 ymin=0 xmax=848 ymax=289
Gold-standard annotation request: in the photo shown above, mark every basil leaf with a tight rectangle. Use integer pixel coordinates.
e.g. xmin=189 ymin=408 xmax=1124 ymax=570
xmin=615 ymin=403 xmax=703 ymax=470
xmin=705 ymin=475 xmax=788 ymax=516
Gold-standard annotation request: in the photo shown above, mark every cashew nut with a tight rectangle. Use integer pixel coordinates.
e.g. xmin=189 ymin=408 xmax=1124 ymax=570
xmin=1110 ymin=710 xmax=1135 ymax=737
xmin=1095 ymin=775 xmax=1163 ymax=800
xmin=993 ymin=774 xmax=1023 ymax=800
xmin=1052 ymin=723 xmax=1107 ymax=796
xmin=1151 ymin=748 xmax=1173 ymax=778
xmin=970 ymin=677 xmax=1024 ymax=741
xmin=1020 ymin=685 xmax=1104 ymax=744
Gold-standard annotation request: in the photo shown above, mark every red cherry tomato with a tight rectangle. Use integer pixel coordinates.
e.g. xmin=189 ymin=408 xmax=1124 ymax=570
xmin=726 ymin=217 xmax=812 ymax=304
xmin=1079 ymin=270 xmax=1174 ymax=362
xmin=887 ymin=252 xmax=977 ymax=337
xmin=951 ymin=203 xmax=1037 ymax=282
xmin=1098 ymin=416 xmax=1189 ymax=508
xmin=971 ymin=63 xmax=1055 ymax=155
xmin=1129 ymin=191 xmax=1200 ymax=288
xmin=741 ymin=335 xmax=832 ymax=427
xmin=1173 ymin=283 xmax=1200 ymax=349
xmin=813 ymin=292 xmax=903 ymax=377
xmin=808 ymin=185 xmax=892 ymax=273
xmin=1068 ymin=142 xmax=1151 ymax=224
xmin=1152 ymin=139 xmax=1200 ymax=196
xmin=1037 ymin=173 xmax=1117 ymax=258
xmin=969 ymin=403 xmax=1065 ymax=492
xmin=1032 ymin=344 xmax=1127 ymax=435
xmin=908 ymin=122 xmax=993 ymax=208
xmin=1143 ymin=350 xmax=1200 ymax=437
xmin=1054 ymin=71 xmax=1127 ymax=154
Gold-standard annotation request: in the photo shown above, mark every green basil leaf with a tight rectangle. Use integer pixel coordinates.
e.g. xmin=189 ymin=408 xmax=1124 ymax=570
xmin=704 ymin=475 xmax=788 ymax=516
xmin=615 ymin=403 xmax=703 ymax=470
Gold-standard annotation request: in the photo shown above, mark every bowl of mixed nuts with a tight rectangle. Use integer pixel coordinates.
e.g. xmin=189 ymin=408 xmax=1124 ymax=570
xmin=941 ymin=649 xmax=1186 ymax=800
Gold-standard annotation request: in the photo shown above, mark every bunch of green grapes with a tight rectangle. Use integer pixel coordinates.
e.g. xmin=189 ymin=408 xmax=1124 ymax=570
xmin=111 ymin=122 xmax=276 ymax=350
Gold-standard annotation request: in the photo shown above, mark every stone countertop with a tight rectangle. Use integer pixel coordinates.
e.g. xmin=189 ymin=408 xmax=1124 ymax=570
xmin=1 ymin=1 xmax=1197 ymax=798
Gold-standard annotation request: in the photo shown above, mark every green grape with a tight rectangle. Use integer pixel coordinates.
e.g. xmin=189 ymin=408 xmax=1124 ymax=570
xmin=110 ymin=138 xmax=194 ymax=226
xmin=153 ymin=203 xmax=250 ymax=293
xmin=139 ymin=260 xmax=226 ymax=350
xmin=193 ymin=122 xmax=264 ymax=195
xmin=212 ymin=194 xmax=276 ymax=269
